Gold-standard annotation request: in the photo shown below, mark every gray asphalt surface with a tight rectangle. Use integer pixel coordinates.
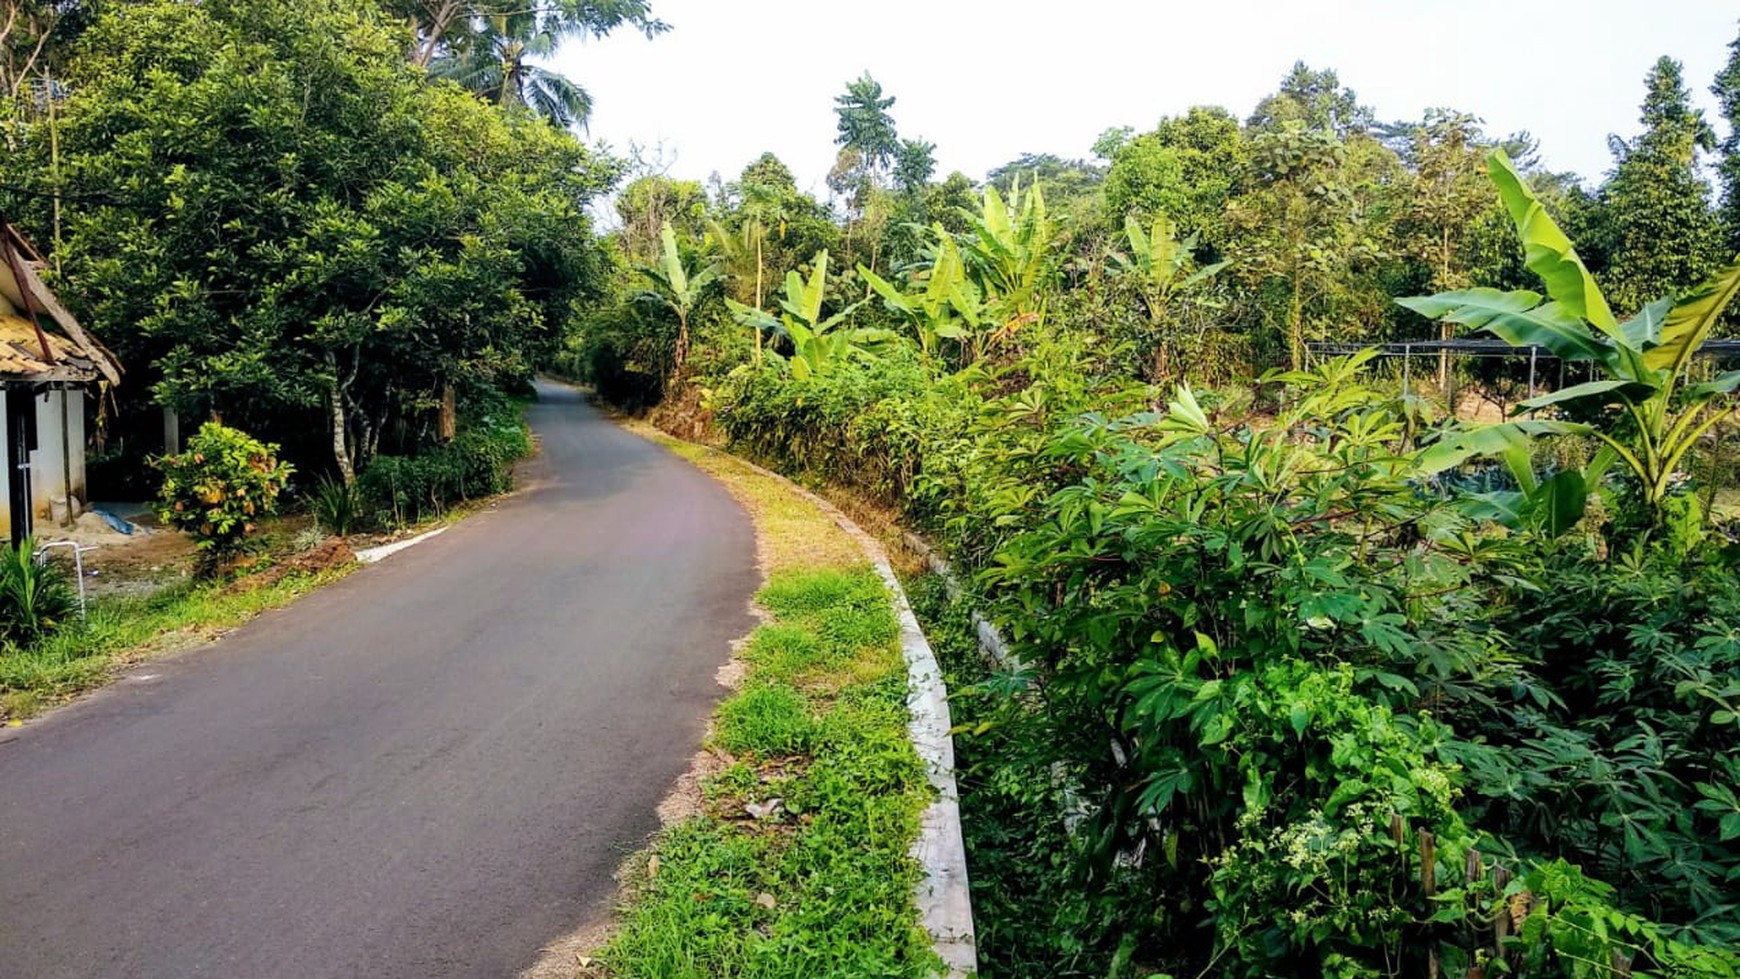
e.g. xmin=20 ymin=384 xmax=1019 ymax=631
xmin=0 ymin=381 xmax=758 ymax=978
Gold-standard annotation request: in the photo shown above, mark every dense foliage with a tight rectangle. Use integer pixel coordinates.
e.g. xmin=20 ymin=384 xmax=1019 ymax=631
xmin=0 ymin=0 xmax=617 ymax=492
xmin=579 ymin=35 xmax=1740 ymax=978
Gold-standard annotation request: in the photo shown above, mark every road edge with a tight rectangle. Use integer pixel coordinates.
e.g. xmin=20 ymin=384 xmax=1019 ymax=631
xmin=628 ymin=429 xmax=978 ymax=978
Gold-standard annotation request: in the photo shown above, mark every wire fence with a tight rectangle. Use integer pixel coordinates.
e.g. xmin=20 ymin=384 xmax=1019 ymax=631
xmin=1304 ymin=339 xmax=1740 ymax=503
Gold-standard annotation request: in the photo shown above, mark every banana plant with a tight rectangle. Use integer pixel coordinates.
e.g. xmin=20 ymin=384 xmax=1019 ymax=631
xmin=958 ymin=179 xmax=1056 ymax=343
xmin=1109 ymin=213 xmax=1229 ymax=381
xmin=858 ymin=230 xmax=973 ymax=359
xmin=725 ymin=250 xmax=896 ymax=380
xmin=633 ymin=222 xmax=718 ymax=388
xmin=1400 ymin=149 xmax=1740 ymax=531
xmin=706 ymin=216 xmax=769 ymax=364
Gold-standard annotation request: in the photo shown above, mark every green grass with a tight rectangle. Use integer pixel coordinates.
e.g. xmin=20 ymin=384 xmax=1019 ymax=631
xmin=0 ymin=567 xmax=352 ymax=721
xmin=602 ymin=567 xmax=937 ymax=979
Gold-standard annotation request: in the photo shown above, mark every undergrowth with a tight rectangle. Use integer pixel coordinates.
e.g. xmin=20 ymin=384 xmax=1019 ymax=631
xmin=907 ymin=573 xmax=1145 ymax=979
xmin=602 ymin=566 xmax=936 ymax=978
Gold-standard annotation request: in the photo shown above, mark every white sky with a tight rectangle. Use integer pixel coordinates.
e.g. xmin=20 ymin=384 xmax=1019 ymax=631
xmin=546 ymin=1 xmax=1739 ymax=201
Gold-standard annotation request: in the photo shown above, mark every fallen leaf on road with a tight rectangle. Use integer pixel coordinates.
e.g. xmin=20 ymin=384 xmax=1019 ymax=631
xmin=647 ymin=854 xmax=660 ymax=878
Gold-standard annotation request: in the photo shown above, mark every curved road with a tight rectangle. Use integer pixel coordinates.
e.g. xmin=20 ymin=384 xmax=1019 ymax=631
xmin=0 ymin=382 xmax=758 ymax=978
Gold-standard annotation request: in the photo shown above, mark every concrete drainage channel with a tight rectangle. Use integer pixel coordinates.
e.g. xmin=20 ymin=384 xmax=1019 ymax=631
xmin=714 ymin=455 xmax=978 ymax=978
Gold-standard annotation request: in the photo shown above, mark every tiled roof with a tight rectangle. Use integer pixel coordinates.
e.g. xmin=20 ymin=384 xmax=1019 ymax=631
xmin=0 ymin=223 xmax=121 ymax=385
xmin=0 ymin=314 xmax=105 ymax=382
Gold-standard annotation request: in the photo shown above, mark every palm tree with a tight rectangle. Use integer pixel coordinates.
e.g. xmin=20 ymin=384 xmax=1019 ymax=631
xmin=432 ymin=15 xmax=591 ymax=128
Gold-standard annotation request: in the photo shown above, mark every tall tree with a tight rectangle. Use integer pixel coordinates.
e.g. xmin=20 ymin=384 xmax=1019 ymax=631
xmin=1600 ymin=56 xmax=1723 ymax=314
xmin=1715 ymin=23 xmax=1740 ymax=251
xmin=1103 ymin=106 xmax=1244 ymax=253
xmin=1396 ymin=110 xmax=1498 ymax=379
xmin=1227 ymin=126 xmax=1375 ymax=369
xmin=833 ymin=71 xmax=899 ymax=180
xmin=894 ymin=138 xmax=936 ymax=195
xmin=23 ymin=0 xmax=617 ymax=481
xmin=392 ymin=0 xmax=665 ymax=128
xmin=432 ymin=14 xmax=590 ymax=127
xmin=1247 ymin=61 xmax=1374 ymax=139
xmin=391 ymin=0 xmax=666 ymax=69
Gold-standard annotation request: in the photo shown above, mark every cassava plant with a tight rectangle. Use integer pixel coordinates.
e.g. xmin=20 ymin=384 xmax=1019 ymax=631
xmin=1401 ymin=148 xmax=1740 ymax=539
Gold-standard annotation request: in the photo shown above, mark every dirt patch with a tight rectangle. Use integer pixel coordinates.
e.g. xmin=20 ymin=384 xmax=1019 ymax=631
xmin=231 ymin=537 xmax=357 ymax=592
xmin=36 ymin=510 xmax=198 ymax=599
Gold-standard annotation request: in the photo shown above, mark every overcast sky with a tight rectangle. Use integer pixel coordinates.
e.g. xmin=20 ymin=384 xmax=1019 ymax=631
xmin=546 ymin=1 xmax=1739 ymax=202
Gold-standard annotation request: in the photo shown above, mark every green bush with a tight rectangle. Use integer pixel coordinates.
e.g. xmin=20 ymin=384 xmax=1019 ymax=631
xmin=359 ymin=405 xmax=531 ymax=525
xmin=0 ymin=538 xmax=78 ymax=645
xmin=154 ymin=422 xmax=292 ymax=575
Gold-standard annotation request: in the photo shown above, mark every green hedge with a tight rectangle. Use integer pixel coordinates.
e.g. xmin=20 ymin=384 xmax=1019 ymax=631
xmin=360 ymin=409 xmax=531 ymax=525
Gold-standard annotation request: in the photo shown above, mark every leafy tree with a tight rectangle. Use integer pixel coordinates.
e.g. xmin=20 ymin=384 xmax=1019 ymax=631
xmin=1103 ymin=107 xmax=1244 ymax=252
xmin=615 ymin=174 xmax=708 ymax=264
xmin=1227 ymin=126 xmax=1370 ymax=368
xmin=923 ymin=171 xmax=978 ymax=236
xmin=19 ymin=0 xmax=616 ymax=481
xmin=0 ymin=0 xmax=94 ymax=113
xmin=894 ymin=138 xmax=936 ymax=195
xmin=716 ymin=153 xmax=838 ymax=292
xmin=1090 ymin=125 xmax=1134 ymax=161
xmin=1395 ymin=110 xmax=1502 ymax=378
xmin=1715 ymin=23 xmax=1740 ymax=251
xmin=1600 ymin=56 xmax=1724 ymax=315
xmin=1246 ymin=61 xmax=1374 ymax=139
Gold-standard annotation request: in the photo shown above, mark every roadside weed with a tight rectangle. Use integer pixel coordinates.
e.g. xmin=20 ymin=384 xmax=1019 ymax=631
xmin=604 ymin=566 xmax=936 ymax=978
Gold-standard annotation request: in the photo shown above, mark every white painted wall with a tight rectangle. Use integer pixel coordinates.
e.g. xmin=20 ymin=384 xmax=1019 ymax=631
xmin=0 ymin=388 xmax=89 ymax=537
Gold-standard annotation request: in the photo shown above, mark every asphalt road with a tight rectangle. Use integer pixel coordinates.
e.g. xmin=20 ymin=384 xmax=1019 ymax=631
xmin=0 ymin=381 xmax=758 ymax=978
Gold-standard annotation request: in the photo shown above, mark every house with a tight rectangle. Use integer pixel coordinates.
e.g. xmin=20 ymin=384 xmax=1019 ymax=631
xmin=0 ymin=222 xmax=121 ymax=549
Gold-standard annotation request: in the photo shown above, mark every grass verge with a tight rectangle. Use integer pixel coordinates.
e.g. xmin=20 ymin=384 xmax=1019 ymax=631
xmin=0 ymin=565 xmax=354 ymax=722
xmin=593 ymin=425 xmax=939 ymax=979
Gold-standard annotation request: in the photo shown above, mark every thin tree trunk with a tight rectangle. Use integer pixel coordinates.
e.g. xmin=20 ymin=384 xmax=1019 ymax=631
xmin=325 ymin=350 xmax=357 ymax=487
xmin=753 ymin=234 xmax=764 ymax=366
xmin=328 ymin=380 xmax=356 ymax=487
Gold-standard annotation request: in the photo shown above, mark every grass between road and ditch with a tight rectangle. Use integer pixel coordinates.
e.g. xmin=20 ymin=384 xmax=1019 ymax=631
xmin=593 ymin=425 xmax=938 ymax=979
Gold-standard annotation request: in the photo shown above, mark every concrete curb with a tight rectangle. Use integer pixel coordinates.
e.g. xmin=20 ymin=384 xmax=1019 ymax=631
xmin=353 ymin=527 xmax=448 ymax=564
xmin=681 ymin=454 xmax=978 ymax=977
xmin=899 ymin=532 xmax=1015 ymax=670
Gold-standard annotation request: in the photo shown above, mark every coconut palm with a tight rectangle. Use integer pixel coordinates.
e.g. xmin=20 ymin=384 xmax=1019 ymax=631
xmin=432 ymin=15 xmax=591 ymax=128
